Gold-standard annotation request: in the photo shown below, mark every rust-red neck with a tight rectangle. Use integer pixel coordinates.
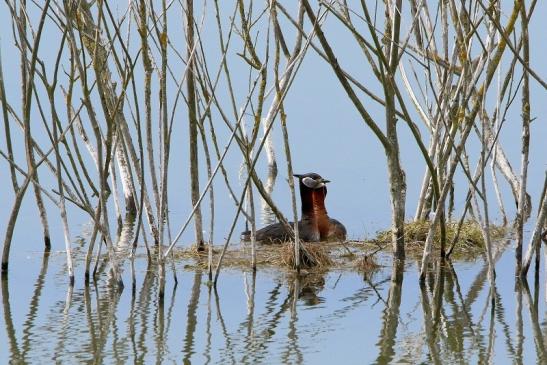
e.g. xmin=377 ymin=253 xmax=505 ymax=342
xmin=300 ymin=185 xmax=328 ymax=217
xmin=298 ymin=181 xmax=331 ymax=240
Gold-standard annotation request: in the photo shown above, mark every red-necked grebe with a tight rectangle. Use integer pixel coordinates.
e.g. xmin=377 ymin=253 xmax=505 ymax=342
xmin=241 ymin=172 xmax=346 ymax=243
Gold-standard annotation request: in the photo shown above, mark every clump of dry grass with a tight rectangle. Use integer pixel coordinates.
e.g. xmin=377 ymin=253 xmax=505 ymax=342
xmin=172 ymin=241 xmax=335 ymax=271
xmin=279 ymin=242 xmax=332 ymax=269
xmin=374 ymin=219 xmax=507 ymax=253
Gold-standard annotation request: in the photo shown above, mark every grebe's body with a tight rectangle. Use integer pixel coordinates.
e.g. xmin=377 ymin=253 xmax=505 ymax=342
xmin=243 ymin=173 xmax=346 ymax=243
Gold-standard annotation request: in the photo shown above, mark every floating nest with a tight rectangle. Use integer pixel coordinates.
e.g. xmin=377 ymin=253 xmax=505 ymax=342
xmin=171 ymin=220 xmax=507 ymax=272
xmin=373 ymin=220 xmax=507 ymax=258
xmin=172 ymin=240 xmax=383 ymax=273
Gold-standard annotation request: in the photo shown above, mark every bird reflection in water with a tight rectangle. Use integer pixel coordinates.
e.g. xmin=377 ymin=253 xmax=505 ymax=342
xmin=288 ymin=272 xmax=326 ymax=306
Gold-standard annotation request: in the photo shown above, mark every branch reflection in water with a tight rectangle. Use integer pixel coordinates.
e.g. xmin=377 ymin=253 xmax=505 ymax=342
xmin=2 ymin=248 xmax=547 ymax=363
xmin=21 ymin=251 xmax=50 ymax=359
xmin=374 ymin=260 xmax=404 ymax=365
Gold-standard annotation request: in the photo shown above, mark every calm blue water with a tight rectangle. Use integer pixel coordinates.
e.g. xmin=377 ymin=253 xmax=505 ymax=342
xmin=1 ymin=242 xmax=546 ymax=364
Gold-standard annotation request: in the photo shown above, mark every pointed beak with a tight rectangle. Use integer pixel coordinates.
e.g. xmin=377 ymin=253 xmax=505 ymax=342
xmin=321 ymin=178 xmax=330 ymax=184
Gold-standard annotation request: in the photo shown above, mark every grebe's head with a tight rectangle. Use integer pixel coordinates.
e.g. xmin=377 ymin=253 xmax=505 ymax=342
xmin=293 ymin=173 xmax=330 ymax=190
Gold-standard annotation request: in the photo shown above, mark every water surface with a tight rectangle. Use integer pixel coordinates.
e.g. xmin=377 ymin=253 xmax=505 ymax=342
xmin=1 ymin=242 xmax=546 ymax=364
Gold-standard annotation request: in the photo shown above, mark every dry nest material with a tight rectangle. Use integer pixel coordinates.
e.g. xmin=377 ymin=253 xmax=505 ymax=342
xmin=172 ymin=220 xmax=503 ymax=272
xmin=279 ymin=242 xmax=332 ymax=269
xmin=373 ymin=220 xmax=507 ymax=257
xmin=173 ymin=240 xmax=383 ymax=272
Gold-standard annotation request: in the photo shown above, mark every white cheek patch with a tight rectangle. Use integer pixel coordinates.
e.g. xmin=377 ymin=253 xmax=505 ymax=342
xmin=302 ymin=177 xmax=317 ymax=188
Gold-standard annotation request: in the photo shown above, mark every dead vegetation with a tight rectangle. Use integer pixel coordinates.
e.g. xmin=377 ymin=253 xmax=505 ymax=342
xmin=279 ymin=242 xmax=332 ymax=269
xmin=374 ymin=220 xmax=507 ymax=257
xmin=173 ymin=240 xmax=380 ymax=273
xmin=172 ymin=219 xmax=507 ymax=273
